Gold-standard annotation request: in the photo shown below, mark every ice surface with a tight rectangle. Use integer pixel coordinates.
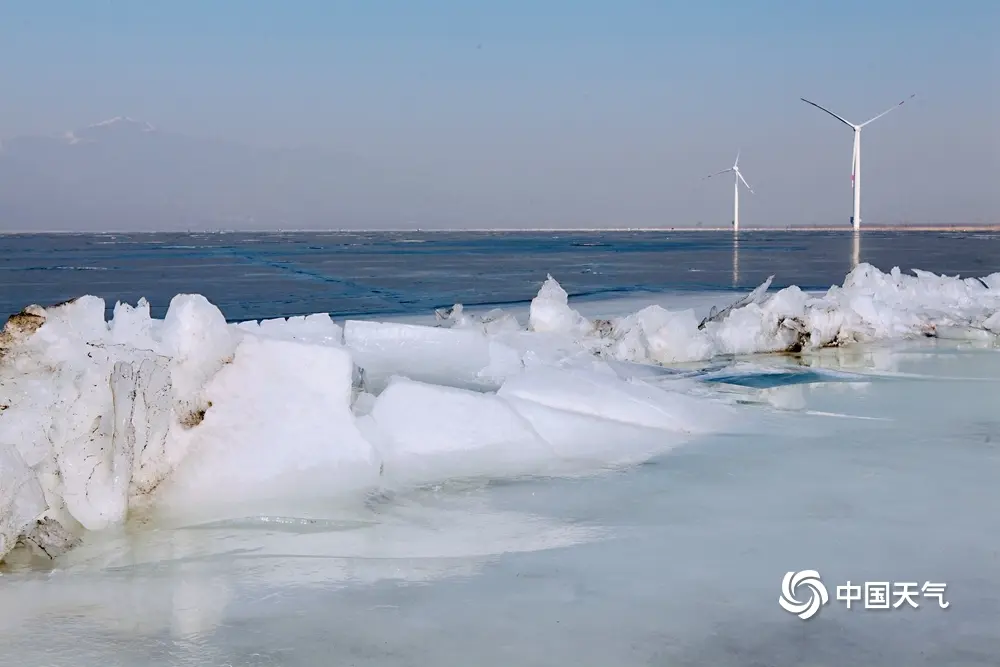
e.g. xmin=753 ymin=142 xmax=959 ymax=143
xmin=343 ymin=319 xmax=519 ymax=392
xmin=0 ymin=262 xmax=998 ymax=568
xmin=2 ymin=338 xmax=1000 ymax=666
xmin=363 ymin=377 xmax=555 ymax=485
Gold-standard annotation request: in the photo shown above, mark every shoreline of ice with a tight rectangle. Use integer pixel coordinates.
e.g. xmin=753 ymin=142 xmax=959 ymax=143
xmin=1 ymin=262 xmax=999 ymax=564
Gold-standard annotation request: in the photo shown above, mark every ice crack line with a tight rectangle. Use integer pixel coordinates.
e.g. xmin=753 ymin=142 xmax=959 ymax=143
xmin=214 ymin=247 xmax=412 ymax=305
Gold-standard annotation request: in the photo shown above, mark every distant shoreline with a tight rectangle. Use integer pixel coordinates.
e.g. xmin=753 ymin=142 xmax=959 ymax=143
xmin=2 ymin=225 xmax=999 ymax=235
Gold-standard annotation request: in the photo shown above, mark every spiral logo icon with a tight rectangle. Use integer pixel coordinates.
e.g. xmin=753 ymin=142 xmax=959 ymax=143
xmin=779 ymin=570 xmax=829 ymax=620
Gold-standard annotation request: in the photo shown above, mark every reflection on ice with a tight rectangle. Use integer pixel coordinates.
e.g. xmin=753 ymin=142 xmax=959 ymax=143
xmin=1 ymin=490 xmax=601 ymax=643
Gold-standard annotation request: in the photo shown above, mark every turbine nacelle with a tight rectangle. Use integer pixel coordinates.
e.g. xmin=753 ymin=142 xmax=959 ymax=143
xmin=704 ymin=151 xmax=754 ymax=193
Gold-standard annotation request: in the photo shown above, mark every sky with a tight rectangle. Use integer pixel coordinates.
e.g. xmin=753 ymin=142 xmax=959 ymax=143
xmin=0 ymin=0 xmax=998 ymax=229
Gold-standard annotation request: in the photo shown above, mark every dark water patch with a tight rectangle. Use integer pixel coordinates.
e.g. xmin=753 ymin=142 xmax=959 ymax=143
xmin=1 ymin=230 xmax=998 ymax=322
xmin=702 ymin=369 xmax=873 ymax=389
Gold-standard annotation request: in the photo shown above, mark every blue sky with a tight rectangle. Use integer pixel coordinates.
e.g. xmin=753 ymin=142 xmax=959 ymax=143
xmin=1 ymin=0 xmax=997 ymax=227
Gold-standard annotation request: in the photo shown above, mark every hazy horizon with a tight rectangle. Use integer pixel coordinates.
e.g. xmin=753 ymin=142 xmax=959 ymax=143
xmin=1 ymin=1 xmax=997 ymax=231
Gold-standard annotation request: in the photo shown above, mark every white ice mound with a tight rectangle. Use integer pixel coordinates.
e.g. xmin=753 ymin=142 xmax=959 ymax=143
xmin=151 ymin=336 xmax=381 ymax=524
xmin=1 ymin=262 xmax=999 ymax=563
xmin=594 ymin=264 xmax=1000 ymax=364
xmin=0 ymin=294 xmax=235 ymax=541
xmin=0 ymin=443 xmax=46 ymax=559
xmin=529 ymin=274 xmax=594 ymax=336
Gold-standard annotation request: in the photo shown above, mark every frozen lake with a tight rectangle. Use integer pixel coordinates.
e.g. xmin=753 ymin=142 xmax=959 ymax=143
xmin=2 ymin=335 xmax=999 ymax=666
xmin=1 ymin=231 xmax=999 ymax=665
xmin=2 ymin=229 xmax=997 ymax=322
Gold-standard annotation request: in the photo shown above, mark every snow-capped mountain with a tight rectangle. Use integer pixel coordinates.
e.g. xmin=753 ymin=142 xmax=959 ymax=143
xmin=0 ymin=118 xmax=453 ymax=230
xmin=61 ymin=116 xmax=157 ymax=145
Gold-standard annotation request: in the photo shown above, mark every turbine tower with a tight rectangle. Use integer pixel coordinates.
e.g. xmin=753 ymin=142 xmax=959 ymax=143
xmin=705 ymin=151 xmax=753 ymax=232
xmin=800 ymin=94 xmax=915 ymax=230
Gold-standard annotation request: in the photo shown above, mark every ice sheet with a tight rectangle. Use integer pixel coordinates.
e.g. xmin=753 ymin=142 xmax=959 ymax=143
xmin=0 ymin=263 xmax=998 ymax=567
xmin=2 ymin=339 xmax=999 ymax=666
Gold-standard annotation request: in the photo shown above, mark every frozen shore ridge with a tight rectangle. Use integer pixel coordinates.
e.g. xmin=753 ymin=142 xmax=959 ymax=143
xmin=2 ymin=263 xmax=1000 ymax=564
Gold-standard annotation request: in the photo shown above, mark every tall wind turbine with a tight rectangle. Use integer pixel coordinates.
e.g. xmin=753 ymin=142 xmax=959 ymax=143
xmin=705 ymin=151 xmax=753 ymax=232
xmin=800 ymin=94 xmax=915 ymax=230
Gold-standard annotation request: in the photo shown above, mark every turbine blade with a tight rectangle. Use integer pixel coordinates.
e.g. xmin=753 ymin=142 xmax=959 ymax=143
xmin=800 ymin=97 xmax=855 ymax=129
xmin=704 ymin=168 xmax=733 ymax=179
xmin=859 ymin=93 xmax=916 ymax=127
xmin=737 ymin=171 xmax=754 ymax=193
xmin=734 ymin=149 xmax=740 ymax=168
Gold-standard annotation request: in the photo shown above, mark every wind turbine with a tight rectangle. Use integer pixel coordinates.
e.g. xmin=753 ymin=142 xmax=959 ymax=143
xmin=705 ymin=151 xmax=753 ymax=232
xmin=800 ymin=94 xmax=915 ymax=230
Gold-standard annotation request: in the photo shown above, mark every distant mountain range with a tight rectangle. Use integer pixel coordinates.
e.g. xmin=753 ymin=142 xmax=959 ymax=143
xmin=0 ymin=117 xmax=456 ymax=231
